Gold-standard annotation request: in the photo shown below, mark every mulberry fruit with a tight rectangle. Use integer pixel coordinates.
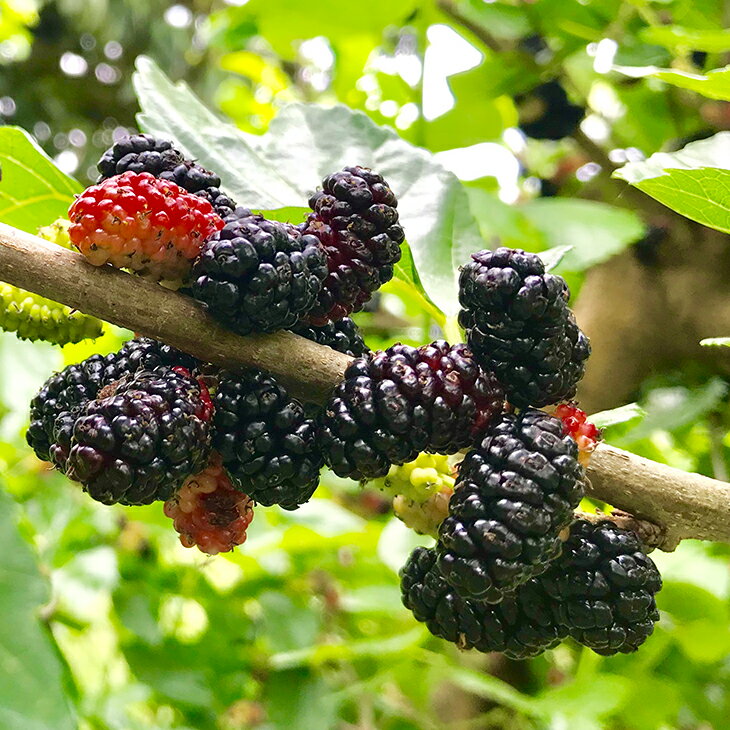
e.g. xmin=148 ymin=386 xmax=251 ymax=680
xmin=289 ymin=317 xmax=369 ymax=358
xmin=539 ymin=519 xmax=662 ymax=655
xmin=195 ymin=187 xmax=238 ymax=219
xmin=0 ymin=283 xmax=103 ymax=346
xmin=69 ymin=171 xmax=223 ymax=285
xmin=98 ymin=134 xmax=238 ymax=218
xmin=98 ymin=134 xmax=221 ymax=192
xmin=437 ymin=408 xmax=584 ymax=602
xmin=319 ymin=341 xmax=505 ymax=480
xmin=401 ymin=546 xmax=565 ymax=659
xmin=66 ymin=367 xmax=212 ymax=505
xmin=213 ymin=370 xmax=322 ymax=509
xmin=164 ymin=456 xmax=254 ymax=555
xmin=554 ymin=403 xmax=601 ymax=466
xmin=191 ymin=214 xmax=328 ymax=335
xmin=302 ymin=166 xmax=405 ymax=324
xmin=459 ymin=247 xmax=590 ymax=407
xmin=27 ymin=337 xmax=198 ymax=464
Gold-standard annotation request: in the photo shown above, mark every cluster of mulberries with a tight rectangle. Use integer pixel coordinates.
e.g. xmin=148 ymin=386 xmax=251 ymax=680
xmin=23 ymin=129 xmax=666 ymax=661
xmin=402 ymin=519 xmax=661 ymax=659
xmin=26 ymin=336 xmax=325 ymax=554
xmin=73 ymin=134 xmax=404 ymax=341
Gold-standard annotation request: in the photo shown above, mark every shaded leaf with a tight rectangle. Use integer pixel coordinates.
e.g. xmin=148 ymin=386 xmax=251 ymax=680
xmin=0 ymin=487 xmax=76 ymax=730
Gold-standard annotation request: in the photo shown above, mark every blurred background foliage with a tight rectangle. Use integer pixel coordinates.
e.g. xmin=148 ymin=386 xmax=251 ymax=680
xmin=1 ymin=0 xmax=730 ymax=728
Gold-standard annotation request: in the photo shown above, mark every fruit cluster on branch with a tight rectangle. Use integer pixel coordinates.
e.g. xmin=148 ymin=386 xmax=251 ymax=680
xmin=0 ymin=133 xmax=726 ymax=662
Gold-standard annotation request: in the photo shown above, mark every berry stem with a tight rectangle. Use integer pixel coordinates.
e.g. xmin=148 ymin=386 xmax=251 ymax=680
xmin=0 ymin=221 xmax=728 ymax=550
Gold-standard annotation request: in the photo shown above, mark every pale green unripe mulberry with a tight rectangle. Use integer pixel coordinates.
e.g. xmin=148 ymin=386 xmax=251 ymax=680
xmin=0 ymin=219 xmax=103 ymax=345
xmin=369 ymin=452 xmax=455 ymax=502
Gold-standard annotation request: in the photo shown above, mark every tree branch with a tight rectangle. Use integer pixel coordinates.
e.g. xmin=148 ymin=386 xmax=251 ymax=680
xmin=0 ymin=222 xmax=728 ymax=550
xmin=0 ymin=222 xmax=349 ymax=404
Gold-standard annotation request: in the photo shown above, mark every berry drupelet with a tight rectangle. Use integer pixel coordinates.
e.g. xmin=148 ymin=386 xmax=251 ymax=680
xmin=401 ymin=546 xmax=565 ymax=659
xmin=539 ymin=519 xmax=662 ymax=655
xmin=437 ymin=408 xmax=585 ymax=602
xmin=319 ymin=341 xmax=505 ymax=480
xmin=69 ymin=172 xmax=223 ymax=285
xmin=212 ymin=370 xmax=323 ymax=509
xmin=554 ymin=403 xmax=601 ymax=466
xmin=459 ymin=247 xmax=590 ymax=408
xmin=66 ymin=367 xmax=212 ymax=506
xmin=191 ymin=213 xmax=328 ymax=335
xmin=302 ymin=166 xmax=405 ymax=324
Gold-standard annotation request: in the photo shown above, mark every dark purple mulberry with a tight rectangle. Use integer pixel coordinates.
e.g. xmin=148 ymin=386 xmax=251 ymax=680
xmin=302 ymin=166 xmax=405 ymax=324
xmin=320 ymin=341 xmax=505 ymax=480
xmin=459 ymin=247 xmax=590 ymax=408
xmin=437 ymin=408 xmax=584 ymax=602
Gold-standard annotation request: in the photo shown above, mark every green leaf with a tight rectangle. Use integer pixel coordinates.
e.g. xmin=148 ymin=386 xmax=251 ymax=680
xmin=533 ymin=674 xmax=632 ymax=721
xmin=538 ymin=245 xmax=574 ymax=272
xmin=700 ymin=336 xmax=730 ymax=347
xmin=134 ymin=57 xmax=483 ymax=316
xmin=590 ymin=403 xmax=646 ymax=429
xmin=623 ymin=379 xmax=728 ymax=443
xmin=521 ymin=199 xmax=645 ymax=271
xmin=266 ymin=669 xmax=338 ymax=730
xmin=640 ymin=26 xmax=730 ymax=53
xmin=0 ymin=126 xmax=81 ymax=234
xmin=464 ymin=185 xmax=544 ymax=248
xmin=441 ymin=664 xmax=541 ymax=717
xmin=0 ymin=487 xmax=76 ymax=730
xmin=613 ymin=64 xmax=730 ymax=101
xmin=614 ymin=133 xmax=730 ymax=231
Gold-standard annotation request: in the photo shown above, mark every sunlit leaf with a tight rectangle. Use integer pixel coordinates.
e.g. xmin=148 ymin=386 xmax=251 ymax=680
xmin=700 ymin=337 xmax=730 ymax=347
xmin=0 ymin=126 xmax=80 ymax=233
xmin=613 ymin=64 xmax=730 ymax=101
xmin=614 ymin=133 xmax=730 ymax=231
xmin=640 ymin=26 xmax=730 ymax=53
xmin=590 ymin=402 xmax=646 ymax=429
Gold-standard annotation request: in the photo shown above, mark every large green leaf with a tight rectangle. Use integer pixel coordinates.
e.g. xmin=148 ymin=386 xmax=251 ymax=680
xmin=0 ymin=488 xmax=76 ymax=730
xmin=0 ymin=126 xmax=80 ymax=233
xmin=640 ymin=26 xmax=730 ymax=53
xmin=134 ymin=57 xmax=483 ymax=316
xmin=614 ymin=133 xmax=730 ymax=232
xmin=613 ymin=64 xmax=730 ymax=101
xmin=521 ymin=198 xmax=645 ymax=271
